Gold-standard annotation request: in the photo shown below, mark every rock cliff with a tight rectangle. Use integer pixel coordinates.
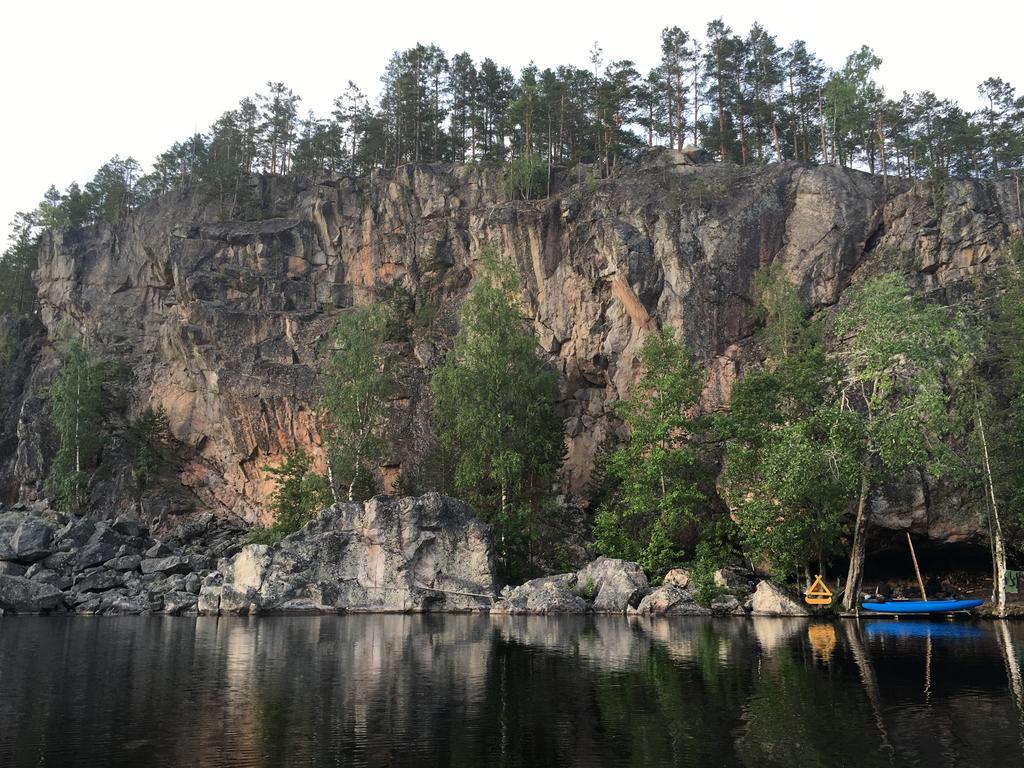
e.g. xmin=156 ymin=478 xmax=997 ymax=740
xmin=3 ymin=150 xmax=1023 ymax=545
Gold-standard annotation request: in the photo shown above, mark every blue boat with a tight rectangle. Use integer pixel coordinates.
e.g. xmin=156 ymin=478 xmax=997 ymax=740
xmin=860 ymin=598 xmax=984 ymax=615
xmin=864 ymin=621 xmax=985 ymax=640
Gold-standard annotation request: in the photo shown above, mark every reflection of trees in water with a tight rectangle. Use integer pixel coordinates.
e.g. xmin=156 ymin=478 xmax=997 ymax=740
xmin=4 ymin=616 xmax=1024 ymax=767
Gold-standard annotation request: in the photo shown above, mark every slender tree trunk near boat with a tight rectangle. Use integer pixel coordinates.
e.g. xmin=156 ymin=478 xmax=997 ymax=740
xmin=906 ymin=531 xmax=928 ymax=601
xmin=976 ymin=404 xmax=1007 ymax=617
xmin=843 ymin=458 xmax=872 ymax=611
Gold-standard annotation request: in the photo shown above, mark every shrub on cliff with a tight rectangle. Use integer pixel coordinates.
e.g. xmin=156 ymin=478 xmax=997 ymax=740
xmin=248 ymin=449 xmax=332 ymax=544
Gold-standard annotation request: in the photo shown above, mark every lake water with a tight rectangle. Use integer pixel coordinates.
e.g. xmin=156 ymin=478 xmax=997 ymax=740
xmin=1 ymin=615 xmax=1022 ymax=767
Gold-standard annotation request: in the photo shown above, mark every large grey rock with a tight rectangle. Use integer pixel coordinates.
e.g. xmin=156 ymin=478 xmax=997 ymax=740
xmin=663 ymin=568 xmax=691 ymax=590
xmin=216 ymin=494 xmax=496 ymax=614
xmin=140 ymin=555 xmax=192 ymax=575
xmin=710 ymin=594 xmax=746 ymax=615
xmin=750 ymin=580 xmax=811 ymax=617
xmin=11 ymin=518 xmax=54 ymax=562
xmin=107 ymin=554 xmax=142 ymax=571
xmin=162 ymin=591 xmax=199 ymax=615
xmin=54 ymin=517 xmax=96 ymax=550
xmin=0 ymin=511 xmax=26 ymax=560
xmin=576 ymin=557 xmax=648 ymax=613
xmin=635 ymin=585 xmax=711 ymax=616
xmin=31 ymin=569 xmax=72 ymax=590
xmin=0 ymin=561 xmax=27 ymax=577
xmin=112 ymin=517 xmax=149 ymax=539
xmin=0 ymin=574 xmax=64 ymax=613
xmin=75 ymin=542 xmax=119 ymax=570
xmin=713 ymin=566 xmax=754 ymax=592
xmin=197 ymin=584 xmax=223 ymax=615
xmin=74 ymin=569 xmax=124 ymax=593
xmin=499 ymin=575 xmax=590 ymax=615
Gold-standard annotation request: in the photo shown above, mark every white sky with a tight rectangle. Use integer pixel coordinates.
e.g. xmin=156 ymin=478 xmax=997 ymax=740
xmin=2 ymin=0 xmax=1021 ymax=236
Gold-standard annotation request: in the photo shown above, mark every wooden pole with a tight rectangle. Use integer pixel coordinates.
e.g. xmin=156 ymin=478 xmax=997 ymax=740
xmin=907 ymin=531 xmax=928 ymax=601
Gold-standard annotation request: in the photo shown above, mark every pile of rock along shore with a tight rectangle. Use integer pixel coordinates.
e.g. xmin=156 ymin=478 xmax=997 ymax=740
xmin=0 ymin=493 xmax=811 ymax=617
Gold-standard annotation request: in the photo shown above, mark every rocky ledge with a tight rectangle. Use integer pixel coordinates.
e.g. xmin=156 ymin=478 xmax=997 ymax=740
xmin=0 ymin=500 xmax=243 ymax=615
xmin=1 ymin=494 xmax=815 ymax=618
xmin=491 ymin=560 xmax=809 ymax=617
xmin=0 ymin=493 xmax=497 ymax=616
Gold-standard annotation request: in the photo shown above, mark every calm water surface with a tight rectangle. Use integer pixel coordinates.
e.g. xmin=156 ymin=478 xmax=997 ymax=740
xmin=1 ymin=614 xmax=1023 ymax=767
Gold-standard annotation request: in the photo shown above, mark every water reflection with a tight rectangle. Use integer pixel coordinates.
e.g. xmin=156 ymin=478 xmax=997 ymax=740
xmin=0 ymin=615 xmax=1021 ymax=767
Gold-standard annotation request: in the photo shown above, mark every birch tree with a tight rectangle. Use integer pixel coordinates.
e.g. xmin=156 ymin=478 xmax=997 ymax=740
xmin=322 ymin=304 xmax=400 ymax=502
xmin=834 ymin=274 xmax=968 ymax=609
xmin=47 ymin=342 xmax=106 ymax=512
xmin=429 ymin=250 xmax=561 ymax=578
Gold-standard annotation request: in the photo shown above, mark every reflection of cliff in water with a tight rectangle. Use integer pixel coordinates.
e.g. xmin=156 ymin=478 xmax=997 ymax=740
xmin=0 ymin=615 xmax=1022 ymax=768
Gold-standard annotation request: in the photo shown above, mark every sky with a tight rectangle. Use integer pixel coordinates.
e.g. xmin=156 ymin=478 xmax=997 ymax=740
xmin=1 ymin=0 xmax=1021 ymax=236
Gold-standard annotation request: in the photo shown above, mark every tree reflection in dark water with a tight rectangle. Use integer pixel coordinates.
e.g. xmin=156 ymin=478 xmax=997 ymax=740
xmin=0 ymin=615 xmax=1021 ymax=767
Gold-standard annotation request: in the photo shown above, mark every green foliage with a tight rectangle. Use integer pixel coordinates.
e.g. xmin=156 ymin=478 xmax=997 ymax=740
xmin=977 ymin=249 xmax=1024 ymax=560
xmin=248 ymin=449 xmax=332 ymax=544
xmin=46 ymin=343 xmax=108 ymax=512
xmin=430 ymin=250 xmax=562 ymax=580
xmin=720 ymin=266 xmax=859 ymax=579
xmin=0 ymin=215 xmax=39 ymax=318
xmin=593 ymin=326 xmax=707 ymax=578
xmin=322 ymin=304 xmax=401 ymax=502
xmin=125 ymin=406 xmax=173 ymax=514
xmin=501 ymin=152 xmax=547 ymax=200
xmin=690 ymin=539 xmax=727 ymax=604
xmin=833 ymin=273 xmax=969 ymax=481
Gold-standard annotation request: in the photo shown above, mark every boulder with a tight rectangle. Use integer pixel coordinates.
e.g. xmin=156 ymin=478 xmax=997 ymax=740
xmin=219 ymin=584 xmax=259 ymax=615
xmin=74 ymin=569 xmax=124 ymax=593
xmin=0 ymin=574 xmax=64 ymax=613
xmin=0 ymin=512 xmax=24 ymax=560
xmin=54 ymin=517 xmax=96 ymax=550
xmin=197 ymin=584 xmax=223 ymax=615
xmin=140 ymin=555 xmax=192 ymax=576
xmin=76 ymin=542 xmax=119 ymax=571
xmin=750 ymin=580 xmax=811 ymax=616
xmin=576 ymin=557 xmax=648 ymax=613
xmin=162 ymin=592 xmax=199 ymax=615
xmin=710 ymin=594 xmax=746 ymax=615
xmin=216 ymin=494 xmax=496 ymax=614
xmin=0 ymin=561 xmax=27 ymax=577
xmin=145 ymin=542 xmax=172 ymax=558
xmin=500 ymin=575 xmax=589 ymax=615
xmin=29 ymin=568 xmax=72 ymax=590
xmin=663 ymin=568 xmax=691 ymax=590
xmin=713 ymin=566 xmax=754 ymax=592
xmin=11 ymin=518 xmax=54 ymax=562
xmin=635 ymin=585 xmax=711 ymax=616
xmin=107 ymin=554 xmax=143 ymax=572
xmin=112 ymin=517 xmax=149 ymax=539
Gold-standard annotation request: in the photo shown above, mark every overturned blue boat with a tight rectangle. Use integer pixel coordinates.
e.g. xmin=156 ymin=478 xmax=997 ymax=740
xmin=860 ymin=598 xmax=984 ymax=615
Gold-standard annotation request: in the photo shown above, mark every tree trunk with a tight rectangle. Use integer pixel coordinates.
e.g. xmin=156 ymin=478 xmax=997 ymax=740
xmin=906 ymin=531 xmax=928 ymax=600
xmin=977 ymin=404 xmax=1007 ymax=617
xmin=818 ymin=88 xmax=828 ymax=165
xmin=843 ymin=458 xmax=872 ymax=610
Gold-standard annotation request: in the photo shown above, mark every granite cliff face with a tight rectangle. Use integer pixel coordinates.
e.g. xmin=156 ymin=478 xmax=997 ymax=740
xmin=3 ymin=150 xmax=1022 ymax=545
